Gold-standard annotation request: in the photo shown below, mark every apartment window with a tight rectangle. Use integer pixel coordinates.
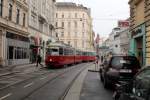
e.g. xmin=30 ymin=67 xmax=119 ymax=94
xmin=75 ymin=13 xmax=77 ymax=18
xmin=8 ymin=4 xmax=12 ymax=20
xmin=23 ymin=13 xmax=26 ymax=26
xmin=62 ymin=13 xmax=64 ymax=18
xmin=61 ymin=31 xmax=64 ymax=37
xmin=39 ymin=21 xmax=43 ymax=32
xmin=68 ymin=13 xmax=71 ymax=18
xmin=44 ymin=24 xmax=48 ymax=33
xmin=62 ymin=22 xmax=64 ymax=27
xmin=68 ymin=22 xmax=71 ymax=28
xmin=68 ymin=32 xmax=70 ymax=36
xmin=31 ymin=14 xmax=36 ymax=26
xmin=0 ymin=0 xmax=3 ymax=16
xmin=68 ymin=41 xmax=70 ymax=45
xmin=75 ymin=32 xmax=77 ymax=37
xmin=16 ymin=9 xmax=20 ymax=24
xmin=55 ymin=22 xmax=58 ymax=27
xmin=82 ymin=32 xmax=84 ymax=37
xmin=56 ymin=33 xmax=58 ymax=37
xmin=83 ymin=13 xmax=85 ymax=18
xmin=56 ymin=13 xmax=58 ymax=18
xmin=74 ymin=21 xmax=77 ymax=28
xmin=82 ymin=23 xmax=85 ymax=28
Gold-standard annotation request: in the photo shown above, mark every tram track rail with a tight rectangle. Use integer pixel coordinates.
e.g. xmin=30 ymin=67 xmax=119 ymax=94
xmin=0 ymin=63 xmax=84 ymax=91
xmin=58 ymin=65 xmax=87 ymax=100
xmin=0 ymin=63 xmax=92 ymax=100
xmin=20 ymin=63 xmax=90 ymax=100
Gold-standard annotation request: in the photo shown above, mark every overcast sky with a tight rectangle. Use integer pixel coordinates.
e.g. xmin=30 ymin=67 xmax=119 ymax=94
xmin=56 ymin=0 xmax=130 ymax=38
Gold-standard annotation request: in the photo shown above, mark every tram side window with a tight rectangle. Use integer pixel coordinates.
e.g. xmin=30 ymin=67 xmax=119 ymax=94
xmin=64 ymin=49 xmax=68 ymax=55
xmin=59 ymin=48 xmax=63 ymax=55
xmin=70 ymin=49 xmax=74 ymax=55
xmin=76 ymin=51 xmax=79 ymax=55
xmin=46 ymin=49 xmax=51 ymax=55
xmin=64 ymin=49 xmax=72 ymax=55
xmin=48 ymin=48 xmax=59 ymax=55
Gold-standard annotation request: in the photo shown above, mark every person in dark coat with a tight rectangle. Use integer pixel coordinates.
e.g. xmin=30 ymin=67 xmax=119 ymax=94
xmin=36 ymin=55 xmax=43 ymax=67
xmin=101 ymin=56 xmax=103 ymax=63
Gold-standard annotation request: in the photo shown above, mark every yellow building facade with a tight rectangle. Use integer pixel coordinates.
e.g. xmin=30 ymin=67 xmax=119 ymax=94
xmin=55 ymin=2 xmax=94 ymax=51
xmin=129 ymin=0 xmax=150 ymax=66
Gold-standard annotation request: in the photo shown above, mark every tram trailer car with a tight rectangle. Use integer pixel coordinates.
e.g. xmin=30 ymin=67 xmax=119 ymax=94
xmin=82 ymin=52 xmax=96 ymax=62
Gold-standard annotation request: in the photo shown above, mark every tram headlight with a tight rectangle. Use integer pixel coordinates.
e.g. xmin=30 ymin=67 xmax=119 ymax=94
xmin=49 ymin=59 xmax=52 ymax=62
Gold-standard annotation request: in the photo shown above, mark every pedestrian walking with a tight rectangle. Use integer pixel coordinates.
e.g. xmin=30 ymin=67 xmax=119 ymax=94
xmin=95 ymin=56 xmax=99 ymax=71
xmin=36 ymin=54 xmax=43 ymax=67
xmin=101 ymin=56 xmax=103 ymax=63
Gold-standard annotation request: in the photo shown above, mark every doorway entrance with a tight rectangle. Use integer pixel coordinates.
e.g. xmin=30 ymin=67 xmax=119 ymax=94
xmin=135 ymin=37 xmax=143 ymax=66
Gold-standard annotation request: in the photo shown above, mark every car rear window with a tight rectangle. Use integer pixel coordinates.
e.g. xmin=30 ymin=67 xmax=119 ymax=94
xmin=111 ymin=56 xmax=140 ymax=69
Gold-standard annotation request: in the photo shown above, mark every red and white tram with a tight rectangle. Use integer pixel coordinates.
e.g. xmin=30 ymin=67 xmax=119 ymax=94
xmin=45 ymin=42 xmax=96 ymax=68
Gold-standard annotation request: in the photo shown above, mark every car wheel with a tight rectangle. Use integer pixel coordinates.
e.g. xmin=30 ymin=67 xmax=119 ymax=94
xmin=147 ymin=93 xmax=150 ymax=100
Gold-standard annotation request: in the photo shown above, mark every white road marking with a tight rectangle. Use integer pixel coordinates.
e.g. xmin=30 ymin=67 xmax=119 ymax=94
xmin=0 ymin=93 xmax=12 ymax=100
xmin=40 ymin=77 xmax=47 ymax=80
xmin=24 ymin=82 xmax=34 ymax=88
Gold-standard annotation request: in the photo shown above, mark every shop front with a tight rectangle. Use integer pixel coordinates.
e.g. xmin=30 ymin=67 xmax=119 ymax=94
xmin=129 ymin=23 xmax=146 ymax=66
xmin=6 ymin=31 xmax=30 ymax=66
xmin=29 ymin=34 xmax=53 ymax=63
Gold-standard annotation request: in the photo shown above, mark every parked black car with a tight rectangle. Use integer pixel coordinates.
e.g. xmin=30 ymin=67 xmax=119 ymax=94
xmin=99 ymin=55 xmax=141 ymax=89
xmin=118 ymin=66 xmax=150 ymax=100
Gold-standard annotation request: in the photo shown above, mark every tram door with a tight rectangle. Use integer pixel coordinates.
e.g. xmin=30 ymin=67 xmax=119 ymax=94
xmin=59 ymin=48 xmax=64 ymax=55
xmin=136 ymin=37 xmax=143 ymax=66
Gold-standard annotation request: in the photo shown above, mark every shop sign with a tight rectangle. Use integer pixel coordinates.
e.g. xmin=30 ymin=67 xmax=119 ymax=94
xmin=118 ymin=20 xmax=129 ymax=27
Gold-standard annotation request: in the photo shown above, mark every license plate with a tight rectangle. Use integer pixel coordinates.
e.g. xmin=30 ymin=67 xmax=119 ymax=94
xmin=119 ymin=69 xmax=132 ymax=73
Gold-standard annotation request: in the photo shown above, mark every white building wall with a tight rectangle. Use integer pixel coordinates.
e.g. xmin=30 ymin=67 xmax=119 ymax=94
xmin=55 ymin=3 xmax=93 ymax=51
xmin=28 ymin=0 xmax=56 ymax=61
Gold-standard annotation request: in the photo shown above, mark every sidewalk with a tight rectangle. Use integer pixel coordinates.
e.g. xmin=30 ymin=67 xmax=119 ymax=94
xmin=0 ymin=62 xmax=45 ymax=77
xmin=64 ymin=64 xmax=113 ymax=100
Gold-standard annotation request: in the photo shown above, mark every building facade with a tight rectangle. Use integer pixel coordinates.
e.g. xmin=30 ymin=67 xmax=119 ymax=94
xmin=109 ymin=27 xmax=122 ymax=54
xmin=55 ymin=2 xmax=94 ymax=51
xmin=0 ymin=0 xmax=29 ymax=66
xmin=27 ymin=0 xmax=56 ymax=62
xmin=129 ymin=0 xmax=147 ymax=66
xmin=108 ymin=20 xmax=129 ymax=55
xmin=120 ymin=28 xmax=130 ymax=54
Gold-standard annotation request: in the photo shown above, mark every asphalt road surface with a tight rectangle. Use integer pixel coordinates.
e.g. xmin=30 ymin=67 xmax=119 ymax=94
xmin=0 ymin=63 xmax=89 ymax=100
xmin=0 ymin=63 xmax=113 ymax=100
